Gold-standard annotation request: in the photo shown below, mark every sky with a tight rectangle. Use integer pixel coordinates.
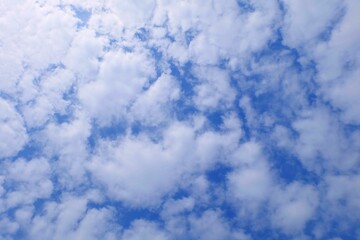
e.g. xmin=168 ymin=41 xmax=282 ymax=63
xmin=0 ymin=0 xmax=360 ymax=239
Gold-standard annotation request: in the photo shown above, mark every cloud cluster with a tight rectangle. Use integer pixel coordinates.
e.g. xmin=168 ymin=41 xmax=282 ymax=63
xmin=0 ymin=0 xmax=359 ymax=239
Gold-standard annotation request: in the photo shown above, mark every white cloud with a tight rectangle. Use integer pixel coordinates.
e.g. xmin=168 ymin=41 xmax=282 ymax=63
xmin=312 ymin=0 xmax=360 ymax=124
xmin=1 ymin=158 xmax=52 ymax=210
xmin=0 ymin=99 xmax=28 ymax=159
xmin=271 ymin=182 xmax=319 ymax=233
xmin=226 ymin=142 xmax=320 ymax=234
xmin=325 ymin=174 xmax=360 ymax=220
xmin=63 ymin=28 xmax=106 ymax=82
xmin=292 ymin=108 xmax=358 ymax=172
xmin=0 ymin=217 xmax=19 ymax=239
xmin=130 ymin=74 xmax=180 ymax=125
xmin=282 ymin=0 xmax=343 ymax=47
xmin=228 ymin=166 xmax=272 ymax=202
xmin=0 ymin=1 xmax=77 ymax=73
xmin=88 ymin=119 xmax=242 ymax=207
xmin=161 ymin=197 xmax=195 ymax=219
xmin=226 ymin=141 xmax=274 ymax=220
xmin=78 ymin=49 xmax=155 ymax=125
xmin=150 ymin=0 xmax=280 ymax=67
xmin=188 ymin=210 xmax=249 ymax=240
xmin=282 ymin=0 xmax=360 ymax=124
xmin=40 ymin=111 xmax=91 ymax=189
xmin=160 ymin=197 xmax=196 ymax=238
xmin=0 ymin=0 xmax=359 ymax=239
xmin=19 ymin=68 xmax=76 ymax=128
xmin=193 ymin=66 xmax=236 ymax=111
xmin=87 ymin=122 xmax=197 ymax=207
xmin=122 ymin=220 xmax=170 ymax=240
xmin=107 ymin=0 xmax=156 ymax=28
xmin=28 ymin=195 xmax=118 ymax=240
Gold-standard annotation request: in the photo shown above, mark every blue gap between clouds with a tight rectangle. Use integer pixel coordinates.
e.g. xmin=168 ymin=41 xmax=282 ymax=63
xmin=267 ymin=147 xmax=320 ymax=185
xmin=184 ymin=29 xmax=198 ymax=46
xmin=206 ymin=163 xmax=232 ymax=184
xmin=236 ymin=0 xmax=255 ymax=13
xmin=71 ymin=5 xmax=91 ymax=28
xmin=53 ymin=84 xmax=77 ymax=124
xmin=143 ymin=47 xmax=163 ymax=90
xmin=87 ymin=120 xmax=127 ymax=149
xmin=318 ymin=218 xmax=360 ymax=240
xmin=87 ymin=201 xmax=163 ymax=229
xmin=234 ymin=30 xmax=321 ymax=185
xmin=205 ymin=111 xmax=224 ymax=131
xmin=134 ymin=28 xmax=150 ymax=42
xmin=169 ymin=61 xmax=198 ymax=121
xmin=12 ymin=140 xmax=42 ymax=160
xmin=205 ymin=163 xmax=239 ymax=226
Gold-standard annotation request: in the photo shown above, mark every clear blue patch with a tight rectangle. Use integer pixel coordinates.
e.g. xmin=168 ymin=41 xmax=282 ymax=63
xmin=93 ymin=201 xmax=163 ymax=229
xmin=165 ymin=32 xmax=176 ymax=43
xmin=13 ymin=142 xmax=41 ymax=160
xmin=184 ymin=29 xmax=198 ymax=45
xmin=167 ymin=60 xmax=202 ymax=121
xmin=218 ymin=58 xmax=230 ymax=70
xmin=217 ymin=202 xmax=239 ymax=228
xmin=135 ymin=28 xmax=150 ymax=42
xmin=53 ymin=112 xmax=72 ymax=124
xmin=72 ymin=6 xmax=91 ymax=28
xmin=344 ymin=124 xmax=360 ymax=137
xmin=249 ymin=92 xmax=274 ymax=114
xmin=173 ymin=100 xmax=198 ymax=121
xmin=170 ymin=61 xmax=196 ymax=97
xmin=171 ymin=189 xmax=190 ymax=200
xmin=149 ymin=47 xmax=163 ymax=78
xmin=87 ymin=120 xmax=127 ymax=151
xmin=205 ymin=111 xmax=224 ymax=131
xmin=122 ymin=46 xmax=134 ymax=53
xmin=103 ymin=38 xmax=120 ymax=52
xmin=307 ymin=92 xmax=318 ymax=106
xmin=206 ymin=163 xmax=232 ymax=184
xmin=130 ymin=121 xmax=165 ymax=142
xmin=267 ymin=148 xmax=320 ymax=184
xmin=236 ymin=0 xmax=255 ymax=13
xmin=95 ymin=122 xmax=127 ymax=140
xmin=118 ymin=208 xmax=162 ymax=229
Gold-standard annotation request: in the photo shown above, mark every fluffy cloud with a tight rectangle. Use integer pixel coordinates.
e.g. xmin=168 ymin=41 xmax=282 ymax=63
xmin=40 ymin=112 xmax=91 ymax=189
xmin=0 ymin=158 xmax=52 ymax=210
xmin=122 ymin=220 xmax=170 ymax=240
xmin=79 ymin=48 xmax=155 ymax=125
xmin=271 ymin=182 xmax=319 ymax=233
xmin=0 ymin=0 xmax=359 ymax=239
xmin=282 ymin=0 xmax=343 ymax=47
xmin=0 ymin=99 xmax=28 ymax=159
xmin=130 ymin=74 xmax=180 ymax=125
xmin=27 ymin=195 xmax=118 ymax=240
xmin=88 ymin=119 xmax=241 ymax=207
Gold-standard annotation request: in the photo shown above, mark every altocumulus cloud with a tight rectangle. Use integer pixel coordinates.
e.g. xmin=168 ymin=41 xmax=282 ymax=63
xmin=0 ymin=0 xmax=359 ymax=239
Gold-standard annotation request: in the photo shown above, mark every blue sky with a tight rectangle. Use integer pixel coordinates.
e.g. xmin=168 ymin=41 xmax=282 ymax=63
xmin=0 ymin=0 xmax=360 ymax=239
